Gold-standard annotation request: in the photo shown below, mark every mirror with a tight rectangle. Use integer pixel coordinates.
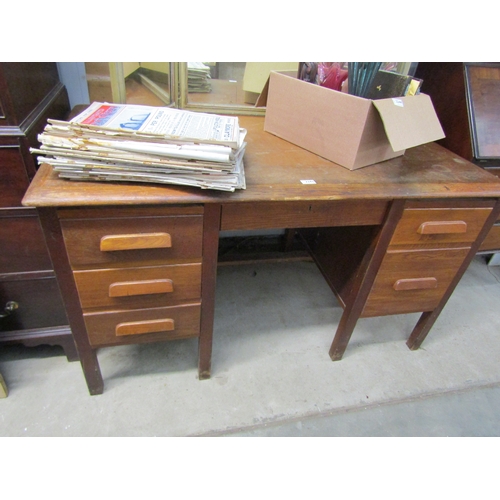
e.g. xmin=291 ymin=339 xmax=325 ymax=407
xmin=180 ymin=62 xmax=298 ymax=115
xmin=85 ymin=62 xmax=175 ymax=107
xmin=85 ymin=62 xmax=300 ymax=115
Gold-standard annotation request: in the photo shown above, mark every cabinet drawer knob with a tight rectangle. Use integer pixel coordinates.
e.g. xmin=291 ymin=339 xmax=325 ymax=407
xmin=393 ymin=277 xmax=438 ymax=291
xmin=417 ymin=221 xmax=467 ymax=235
xmin=0 ymin=301 xmax=19 ymax=319
xmin=115 ymin=318 xmax=175 ymax=336
xmin=100 ymin=232 xmax=172 ymax=252
xmin=109 ymin=279 xmax=174 ymax=297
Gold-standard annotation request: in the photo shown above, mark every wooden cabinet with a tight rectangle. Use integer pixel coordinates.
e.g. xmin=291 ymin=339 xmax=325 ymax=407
xmin=0 ymin=63 xmax=76 ymax=359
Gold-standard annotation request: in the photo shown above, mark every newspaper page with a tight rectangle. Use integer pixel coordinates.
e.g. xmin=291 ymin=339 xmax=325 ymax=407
xmin=71 ymin=102 xmax=241 ymax=148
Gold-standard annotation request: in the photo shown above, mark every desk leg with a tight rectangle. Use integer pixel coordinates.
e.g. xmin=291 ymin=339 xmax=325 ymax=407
xmin=329 ymin=200 xmax=406 ymax=361
xmin=406 ymin=311 xmax=439 ymax=350
xmin=198 ymin=203 xmax=221 ymax=380
xmin=38 ymin=208 xmax=104 ymax=395
xmin=329 ymin=307 xmax=365 ymax=361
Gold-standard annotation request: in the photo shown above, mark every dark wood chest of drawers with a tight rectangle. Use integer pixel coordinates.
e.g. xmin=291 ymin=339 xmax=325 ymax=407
xmin=0 ymin=62 xmax=77 ymax=360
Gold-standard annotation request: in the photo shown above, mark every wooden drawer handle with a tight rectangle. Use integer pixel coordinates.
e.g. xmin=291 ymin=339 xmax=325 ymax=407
xmin=115 ymin=318 xmax=175 ymax=336
xmin=393 ymin=277 xmax=438 ymax=291
xmin=100 ymin=232 xmax=172 ymax=252
xmin=417 ymin=221 xmax=467 ymax=235
xmin=109 ymin=279 xmax=174 ymax=297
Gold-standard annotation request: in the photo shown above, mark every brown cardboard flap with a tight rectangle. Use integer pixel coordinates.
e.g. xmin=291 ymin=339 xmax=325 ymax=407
xmin=255 ymin=79 xmax=269 ymax=107
xmin=372 ymin=94 xmax=445 ymax=152
xmin=255 ymin=70 xmax=297 ymax=108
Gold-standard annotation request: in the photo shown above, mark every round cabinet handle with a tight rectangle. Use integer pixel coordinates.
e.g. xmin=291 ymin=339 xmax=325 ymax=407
xmin=0 ymin=301 xmax=19 ymax=319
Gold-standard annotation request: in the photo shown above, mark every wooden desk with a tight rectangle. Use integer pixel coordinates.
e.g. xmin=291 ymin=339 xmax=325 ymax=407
xmin=22 ymin=116 xmax=500 ymax=395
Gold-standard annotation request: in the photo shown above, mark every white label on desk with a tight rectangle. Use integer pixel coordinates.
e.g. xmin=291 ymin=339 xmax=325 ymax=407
xmin=392 ymin=98 xmax=404 ymax=107
xmin=301 ymin=179 xmax=316 ymax=184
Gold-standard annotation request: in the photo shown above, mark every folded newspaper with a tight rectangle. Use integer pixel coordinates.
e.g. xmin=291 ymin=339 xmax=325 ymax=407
xmin=31 ymin=102 xmax=247 ymax=192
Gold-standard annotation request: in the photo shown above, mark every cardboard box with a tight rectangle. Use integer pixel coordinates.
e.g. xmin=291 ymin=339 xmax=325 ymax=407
xmin=259 ymin=71 xmax=445 ymax=170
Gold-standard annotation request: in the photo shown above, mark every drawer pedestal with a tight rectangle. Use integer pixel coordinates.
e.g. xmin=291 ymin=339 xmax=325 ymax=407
xmin=302 ymin=199 xmax=500 ymax=361
xmin=38 ymin=204 xmax=219 ymax=395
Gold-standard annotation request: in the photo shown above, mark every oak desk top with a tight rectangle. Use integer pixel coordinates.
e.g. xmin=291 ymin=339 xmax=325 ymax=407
xmin=22 ymin=116 xmax=500 ymax=209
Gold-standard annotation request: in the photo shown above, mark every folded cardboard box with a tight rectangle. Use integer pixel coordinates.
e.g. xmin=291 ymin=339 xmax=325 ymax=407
xmin=257 ymin=70 xmax=445 ymax=170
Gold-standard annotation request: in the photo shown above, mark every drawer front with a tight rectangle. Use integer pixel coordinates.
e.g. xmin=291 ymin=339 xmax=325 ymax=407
xmin=74 ymin=263 xmax=202 ymax=310
xmin=389 ymin=207 xmax=493 ymax=248
xmin=0 ymin=213 xmax=53 ymax=274
xmin=84 ymin=303 xmax=201 ymax=347
xmin=479 ymin=224 xmax=500 ymax=252
xmin=0 ymin=277 xmax=68 ymax=332
xmin=221 ymin=200 xmax=388 ymax=231
xmin=61 ymin=215 xmax=203 ymax=268
xmin=362 ymin=247 xmax=470 ymax=317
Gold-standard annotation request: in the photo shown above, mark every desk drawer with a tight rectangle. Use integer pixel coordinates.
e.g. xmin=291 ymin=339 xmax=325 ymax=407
xmin=84 ymin=303 xmax=201 ymax=347
xmin=61 ymin=215 xmax=203 ymax=268
xmin=0 ymin=276 xmax=68 ymax=332
xmin=221 ymin=200 xmax=388 ymax=230
xmin=389 ymin=207 xmax=492 ymax=248
xmin=479 ymin=223 xmax=500 ymax=252
xmin=362 ymin=247 xmax=470 ymax=317
xmin=74 ymin=263 xmax=202 ymax=310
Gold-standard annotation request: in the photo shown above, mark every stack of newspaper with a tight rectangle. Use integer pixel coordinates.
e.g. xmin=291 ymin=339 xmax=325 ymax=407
xmin=188 ymin=62 xmax=212 ymax=93
xmin=31 ymin=102 xmax=247 ymax=192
